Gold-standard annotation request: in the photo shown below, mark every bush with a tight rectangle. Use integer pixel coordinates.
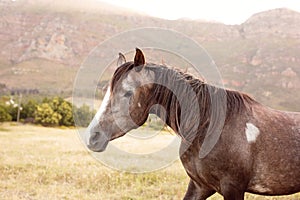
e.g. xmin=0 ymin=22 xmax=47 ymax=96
xmin=74 ymin=104 xmax=96 ymax=127
xmin=33 ymin=97 xmax=74 ymax=127
xmin=34 ymin=103 xmax=62 ymax=126
xmin=21 ymin=99 xmax=37 ymax=119
xmin=6 ymin=104 xmax=18 ymax=121
xmin=0 ymin=105 xmax=12 ymax=122
xmin=57 ymin=101 xmax=74 ymax=126
xmin=1 ymin=95 xmax=94 ymax=127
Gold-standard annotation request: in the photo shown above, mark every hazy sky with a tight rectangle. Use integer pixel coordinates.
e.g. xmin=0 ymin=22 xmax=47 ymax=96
xmin=99 ymin=0 xmax=300 ymax=24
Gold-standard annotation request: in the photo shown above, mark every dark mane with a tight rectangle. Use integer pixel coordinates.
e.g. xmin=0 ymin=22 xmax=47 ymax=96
xmin=146 ymin=64 xmax=257 ymax=111
xmin=145 ymin=64 xmax=258 ymax=140
xmin=225 ymin=89 xmax=258 ymax=118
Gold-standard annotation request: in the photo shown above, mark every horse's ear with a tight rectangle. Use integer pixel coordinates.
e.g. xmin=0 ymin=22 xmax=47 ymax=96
xmin=117 ymin=52 xmax=126 ymax=66
xmin=134 ymin=48 xmax=145 ymax=72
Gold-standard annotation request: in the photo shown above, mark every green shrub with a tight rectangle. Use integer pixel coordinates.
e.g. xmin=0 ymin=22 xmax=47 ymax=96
xmin=1 ymin=96 xmax=94 ymax=127
xmin=57 ymin=101 xmax=74 ymax=126
xmin=74 ymin=104 xmax=96 ymax=127
xmin=21 ymin=99 xmax=37 ymax=119
xmin=0 ymin=105 xmax=12 ymax=122
xmin=34 ymin=97 xmax=74 ymax=127
xmin=34 ymin=103 xmax=62 ymax=126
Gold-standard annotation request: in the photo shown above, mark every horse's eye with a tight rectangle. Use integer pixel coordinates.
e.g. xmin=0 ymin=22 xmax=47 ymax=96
xmin=124 ymin=91 xmax=133 ymax=98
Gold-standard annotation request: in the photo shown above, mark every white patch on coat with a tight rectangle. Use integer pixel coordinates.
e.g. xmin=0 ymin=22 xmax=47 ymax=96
xmin=138 ymin=102 xmax=141 ymax=108
xmin=245 ymin=123 xmax=260 ymax=143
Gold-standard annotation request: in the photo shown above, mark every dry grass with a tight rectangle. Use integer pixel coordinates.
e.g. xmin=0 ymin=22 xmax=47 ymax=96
xmin=0 ymin=123 xmax=299 ymax=200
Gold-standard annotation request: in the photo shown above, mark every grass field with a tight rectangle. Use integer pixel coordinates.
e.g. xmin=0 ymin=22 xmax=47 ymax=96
xmin=0 ymin=124 xmax=299 ymax=200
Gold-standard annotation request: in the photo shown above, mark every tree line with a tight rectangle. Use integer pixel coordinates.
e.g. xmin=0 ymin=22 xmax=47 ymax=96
xmin=0 ymin=96 xmax=95 ymax=127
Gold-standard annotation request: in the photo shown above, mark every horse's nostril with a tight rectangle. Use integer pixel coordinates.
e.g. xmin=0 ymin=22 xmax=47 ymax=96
xmin=90 ymin=131 xmax=100 ymax=141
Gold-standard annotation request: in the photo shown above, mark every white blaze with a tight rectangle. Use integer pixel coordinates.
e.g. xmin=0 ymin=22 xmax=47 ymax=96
xmin=245 ymin=123 xmax=260 ymax=143
xmin=95 ymin=87 xmax=111 ymax=120
xmin=85 ymin=87 xmax=111 ymax=145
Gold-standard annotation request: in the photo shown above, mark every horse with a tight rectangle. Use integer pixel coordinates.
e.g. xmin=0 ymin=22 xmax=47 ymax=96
xmin=87 ymin=48 xmax=300 ymax=200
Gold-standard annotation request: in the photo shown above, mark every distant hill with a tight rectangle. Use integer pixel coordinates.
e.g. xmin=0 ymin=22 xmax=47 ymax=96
xmin=0 ymin=1 xmax=299 ymax=111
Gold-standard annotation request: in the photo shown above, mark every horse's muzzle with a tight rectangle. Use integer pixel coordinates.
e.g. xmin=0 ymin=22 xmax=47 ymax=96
xmin=87 ymin=131 xmax=109 ymax=152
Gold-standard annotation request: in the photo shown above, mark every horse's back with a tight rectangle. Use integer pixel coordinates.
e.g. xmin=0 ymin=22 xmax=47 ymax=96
xmin=286 ymin=111 xmax=300 ymax=130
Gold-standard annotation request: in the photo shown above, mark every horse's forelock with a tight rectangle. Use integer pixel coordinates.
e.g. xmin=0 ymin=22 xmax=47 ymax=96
xmin=110 ymin=61 xmax=134 ymax=93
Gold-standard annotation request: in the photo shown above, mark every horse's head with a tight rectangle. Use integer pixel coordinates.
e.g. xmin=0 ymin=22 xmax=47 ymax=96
xmin=87 ymin=48 xmax=155 ymax=152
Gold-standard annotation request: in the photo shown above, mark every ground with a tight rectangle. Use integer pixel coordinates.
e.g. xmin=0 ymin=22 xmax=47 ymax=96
xmin=0 ymin=123 xmax=299 ymax=200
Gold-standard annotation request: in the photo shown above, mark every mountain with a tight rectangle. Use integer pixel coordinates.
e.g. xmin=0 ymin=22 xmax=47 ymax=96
xmin=0 ymin=1 xmax=299 ymax=111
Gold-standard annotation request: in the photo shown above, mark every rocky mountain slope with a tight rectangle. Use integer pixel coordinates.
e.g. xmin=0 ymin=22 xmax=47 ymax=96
xmin=0 ymin=0 xmax=299 ymax=111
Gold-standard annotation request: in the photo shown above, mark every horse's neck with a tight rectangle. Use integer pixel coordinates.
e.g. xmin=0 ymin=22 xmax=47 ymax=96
xmin=149 ymin=86 xmax=181 ymax=134
xmin=148 ymin=66 xmax=259 ymax=146
xmin=149 ymin=67 xmax=212 ymax=141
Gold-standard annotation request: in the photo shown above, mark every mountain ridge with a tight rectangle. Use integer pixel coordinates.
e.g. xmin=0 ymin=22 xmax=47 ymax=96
xmin=0 ymin=2 xmax=299 ymax=111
